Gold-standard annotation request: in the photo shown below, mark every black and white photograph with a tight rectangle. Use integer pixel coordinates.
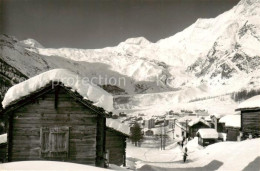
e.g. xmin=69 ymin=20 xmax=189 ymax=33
xmin=0 ymin=0 xmax=259 ymax=170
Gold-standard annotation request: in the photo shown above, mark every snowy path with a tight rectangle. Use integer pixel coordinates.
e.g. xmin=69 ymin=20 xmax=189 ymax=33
xmin=126 ymin=138 xmax=260 ymax=171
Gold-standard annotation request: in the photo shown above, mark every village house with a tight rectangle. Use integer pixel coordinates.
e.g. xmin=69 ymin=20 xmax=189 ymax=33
xmin=210 ymin=113 xmax=225 ymax=132
xmin=0 ymin=69 xmax=118 ymax=167
xmin=236 ymin=95 xmax=260 ymax=139
xmin=219 ymin=114 xmax=241 ymax=141
xmin=144 ymin=119 xmax=155 ymax=129
xmin=188 ymin=118 xmax=210 ymax=138
xmin=173 ymin=122 xmax=186 ymax=142
xmin=197 ymin=128 xmax=218 ymax=147
xmin=177 ymin=115 xmax=198 ymax=138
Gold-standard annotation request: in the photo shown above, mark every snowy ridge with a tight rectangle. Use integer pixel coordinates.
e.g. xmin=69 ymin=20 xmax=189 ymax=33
xmin=2 ymin=69 xmax=113 ymax=111
xmin=20 ymin=39 xmax=44 ymax=48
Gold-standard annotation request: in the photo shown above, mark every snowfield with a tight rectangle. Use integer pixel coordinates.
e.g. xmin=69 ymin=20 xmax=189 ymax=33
xmin=0 ymin=161 xmax=114 ymax=171
xmin=127 ymin=138 xmax=260 ymax=171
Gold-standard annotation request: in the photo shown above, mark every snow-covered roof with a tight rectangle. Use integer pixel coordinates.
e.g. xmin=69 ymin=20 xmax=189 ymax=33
xmin=188 ymin=118 xmax=210 ymax=127
xmin=106 ymin=118 xmax=130 ymax=136
xmin=204 ymin=115 xmax=211 ymax=121
xmin=2 ymin=69 xmax=113 ymax=111
xmin=219 ymin=115 xmax=241 ymax=128
xmin=0 ymin=133 xmax=7 ymax=144
xmin=175 ymin=122 xmax=186 ymax=130
xmin=210 ymin=113 xmax=225 ymax=119
xmin=197 ymin=128 xmax=218 ymax=139
xmin=237 ymin=95 xmax=260 ymax=110
xmin=177 ymin=116 xmax=198 ymax=123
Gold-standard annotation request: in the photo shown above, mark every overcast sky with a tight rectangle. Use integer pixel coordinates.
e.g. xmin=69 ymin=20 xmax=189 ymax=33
xmin=1 ymin=0 xmax=240 ymax=49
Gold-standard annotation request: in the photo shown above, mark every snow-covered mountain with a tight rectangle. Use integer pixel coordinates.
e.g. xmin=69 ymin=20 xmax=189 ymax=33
xmin=1 ymin=0 xmax=260 ymax=114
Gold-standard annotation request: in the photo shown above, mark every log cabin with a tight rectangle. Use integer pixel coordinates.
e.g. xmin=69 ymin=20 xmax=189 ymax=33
xmin=210 ymin=114 xmax=225 ymax=132
xmin=197 ymin=128 xmax=218 ymax=147
xmin=0 ymin=69 xmax=114 ymax=168
xmin=236 ymin=95 xmax=260 ymax=139
xmin=219 ymin=114 xmax=241 ymax=141
xmin=188 ymin=118 xmax=210 ymax=138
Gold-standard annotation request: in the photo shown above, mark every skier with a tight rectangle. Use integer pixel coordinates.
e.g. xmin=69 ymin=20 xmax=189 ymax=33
xmin=183 ymin=147 xmax=188 ymax=163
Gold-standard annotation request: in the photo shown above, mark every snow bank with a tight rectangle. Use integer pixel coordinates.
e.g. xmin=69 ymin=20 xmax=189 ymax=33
xmin=0 ymin=133 xmax=7 ymax=144
xmin=219 ymin=114 xmax=241 ymax=128
xmin=237 ymin=95 xmax=260 ymax=110
xmin=0 ymin=161 xmax=111 ymax=171
xmin=197 ymin=128 xmax=218 ymax=139
xmin=184 ymin=137 xmax=204 ymax=153
xmin=106 ymin=118 xmax=130 ymax=136
xmin=188 ymin=118 xmax=210 ymax=127
xmin=2 ymin=69 xmax=113 ymax=111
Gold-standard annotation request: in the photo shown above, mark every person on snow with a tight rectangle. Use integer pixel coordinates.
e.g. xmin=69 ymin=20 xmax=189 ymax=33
xmin=181 ymin=136 xmax=185 ymax=148
xmin=183 ymin=147 xmax=188 ymax=163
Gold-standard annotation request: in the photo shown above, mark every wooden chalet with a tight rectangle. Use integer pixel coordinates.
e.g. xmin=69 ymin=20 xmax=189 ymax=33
xmin=188 ymin=118 xmax=210 ymax=138
xmin=197 ymin=128 xmax=218 ymax=147
xmin=236 ymin=95 xmax=260 ymax=139
xmin=219 ymin=114 xmax=241 ymax=141
xmin=210 ymin=114 xmax=225 ymax=132
xmin=1 ymin=82 xmax=110 ymax=167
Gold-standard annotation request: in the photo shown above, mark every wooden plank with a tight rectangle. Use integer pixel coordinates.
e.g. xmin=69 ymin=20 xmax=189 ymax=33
xmin=15 ymin=109 xmax=95 ymax=115
xmin=12 ymin=140 xmax=40 ymax=146
xmin=14 ymin=113 xmax=96 ymax=118
xmin=13 ymin=135 xmax=39 ymax=141
xmin=13 ymin=119 xmax=96 ymax=125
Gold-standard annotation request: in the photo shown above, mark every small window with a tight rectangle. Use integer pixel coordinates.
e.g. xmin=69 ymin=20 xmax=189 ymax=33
xmin=40 ymin=126 xmax=69 ymax=159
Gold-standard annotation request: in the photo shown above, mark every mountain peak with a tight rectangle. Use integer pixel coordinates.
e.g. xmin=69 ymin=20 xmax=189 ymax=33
xmin=238 ymin=0 xmax=258 ymax=6
xmin=20 ymin=38 xmax=44 ymax=48
xmin=234 ymin=0 xmax=260 ymax=16
xmin=123 ymin=37 xmax=150 ymax=46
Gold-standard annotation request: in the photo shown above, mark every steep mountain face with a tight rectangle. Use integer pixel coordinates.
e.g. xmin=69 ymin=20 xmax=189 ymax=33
xmin=0 ymin=0 xmax=260 ymax=115
xmin=187 ymin=0 xmax=260 ymax=85
xmin=0 ymin=35 xmax=174 ymax=96
xmin=0 ymin=36 xmax=28 ymax=107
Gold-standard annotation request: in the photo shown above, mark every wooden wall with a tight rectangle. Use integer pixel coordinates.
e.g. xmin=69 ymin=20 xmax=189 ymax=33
xmin=7 ymin=87 xmax=102 ymax=165
xmin=241 ymin=110 xmax=260 ymax=136
xmin=0 ymin=143 xmax=7 ymax=162
xmin=198 ymin=137 xmax=216 ymax=147
xmin=226 ymin=127 xmax=239 ymax=141
xmin=105 ymin=129 xmax=126 ymax=166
